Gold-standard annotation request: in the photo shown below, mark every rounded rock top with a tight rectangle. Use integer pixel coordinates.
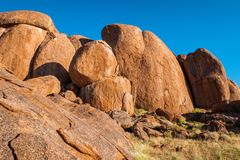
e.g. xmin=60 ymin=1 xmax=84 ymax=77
xmin=0 ymin=10 xmax=58 ymax=34
xmin=69 ymin=40 xmax=119 ymax=87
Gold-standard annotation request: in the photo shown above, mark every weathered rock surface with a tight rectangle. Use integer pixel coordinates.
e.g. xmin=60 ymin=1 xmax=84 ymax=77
xmin=0 ymin=24 xmax=46 ymax=80
xmin=25 ymin=75 xmax=61 ymax=96
xmin=177 ymin=54 xmax=187 ymax=66
xmin=69 ymin=40 xmax=118 ymax=87
xmin=228 ymin=80 xmax=240 ymax=101
xmin=122 ymin=93 xmax=135 ymax=116
xmin=0 ymin=10 xmax=58 ymax=34
xmin=182 ymin=48 xmax=230 ymax=108
xmin=81 ymin=76 xmax=134 ymax=112
xmin=68 ymin=35 xmax=92 ymax=50
xmin=102 ymin=24 xmax=193 ymax=115
xmin=33 ymin=33 xmax=75 ymax=83
xmin=0 ymin=66 xmax=133 ymax=160
xmin=110 ymin=111 xmax=134 ymax=129
xmin=0 ymin=27 xmax=5 ymax=36
xmin=61 ymin=90 xmax=77 ymax=102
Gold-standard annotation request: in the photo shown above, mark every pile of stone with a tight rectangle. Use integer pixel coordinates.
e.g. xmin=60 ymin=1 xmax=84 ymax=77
xmin=0 ymin=10 xmax=240 ymax=160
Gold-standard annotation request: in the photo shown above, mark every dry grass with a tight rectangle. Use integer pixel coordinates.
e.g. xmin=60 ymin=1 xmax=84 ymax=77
xmin=132 ymin=135 xmax=240 ymax=160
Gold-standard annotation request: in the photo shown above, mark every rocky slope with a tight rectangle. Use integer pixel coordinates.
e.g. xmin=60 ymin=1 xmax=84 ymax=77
xmin=0 ymin=10 xmax=240 ymax=160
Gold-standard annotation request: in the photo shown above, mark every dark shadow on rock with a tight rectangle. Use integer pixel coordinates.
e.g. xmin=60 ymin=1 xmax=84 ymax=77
xmin=32 ymin=62 xmax=69 ymax=83
xmin=79 ymin=38 xmax=93 ymax=46
xmin=24 ymin=33 xmax=53 ymax=81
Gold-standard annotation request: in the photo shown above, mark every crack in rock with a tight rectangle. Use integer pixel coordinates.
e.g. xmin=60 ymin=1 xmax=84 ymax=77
xmin=56 ymin=128 xmax=100 ymax=159
xmin=8 ymin=134 xmax=20 ymax=160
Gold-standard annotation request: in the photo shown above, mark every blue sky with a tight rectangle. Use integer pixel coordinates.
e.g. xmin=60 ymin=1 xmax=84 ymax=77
xmin=1 ymin=0 xmax=239 ymax=85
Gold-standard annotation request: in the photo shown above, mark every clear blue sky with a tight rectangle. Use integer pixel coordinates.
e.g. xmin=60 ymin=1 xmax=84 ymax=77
xmin=1 ymin=0 xmax=239 ymax=85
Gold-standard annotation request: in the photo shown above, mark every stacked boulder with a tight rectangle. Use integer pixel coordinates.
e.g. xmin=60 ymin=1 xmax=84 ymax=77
xmin=1 ymin=9 xmax=240 ymax=159
xmin=0 ymin=10 xmax=76 ymax=84
xmin=0 ymin=10 xmax=239 ymax=118
xmin=0 ymin=23 xmax=47 ymax=80
xmin=32 ymin=33 xmax=75 ymax=83
xmin=0 ymin=66 xmax=133 ymax=160
xmin=102 ymin=24 xmax=194 ymax=116
xmin=69 ymin=40 xmax=135 ymax=115
xmin=178 ymin=48 xmax=240 ymax=110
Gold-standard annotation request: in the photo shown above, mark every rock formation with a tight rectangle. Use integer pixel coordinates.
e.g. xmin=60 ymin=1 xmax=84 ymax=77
xmin=32 ymin=33 xmax=75 ymax=83
xmin=0 ymin=10 xmax=239 ymax=159
xmin=180 ymin=48 xmax=230 ymax=108
xmin=25 ymin=75 xmax=61 ymax=96
xmin=102 ymin=24 xmax=194 ymax=115
xmin=0 ymin=24 xmax=46 ymax=80
xmin=81 ymin=76 xmax=134 ymax=113
xmin=68 ymin=35 xmax=92 ymax=50
xmin=69 ymin=40 xmax=118 ymax=87
xmin=0 ymin=10 xmax=58 ymax=34
xmin=228 ymin=80 xmax=240 ymax=101
xmin=0 ymin=66 xmax=133 ymax=160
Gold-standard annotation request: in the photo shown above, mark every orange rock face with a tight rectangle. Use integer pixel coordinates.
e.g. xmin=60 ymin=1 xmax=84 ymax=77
xmin=228 ymin=80 xmax=240 ymax=101
xmin=0 ymin=67 xmax=133 ymax=160
xmin=81 ymin=76 xmax=134 ymax=113
xmin=102 ymin=24 xmax=193 ymax=115
xmin=0 ymin=24 xmax=46 ymax=80
xmin=69 ymin=40 xmax=119 ymax=87
xmin=25 ymin=76 xmax=61 ymax=96
xmin=184 ymin=49 xmax=230 ymax=108
xmin=0 ymin=10 xmax=58 ymax=34
xmin=182 ymin=48 xmax=230 ymax=108
xmin=33 ymin=33 xmax=75 ymax=83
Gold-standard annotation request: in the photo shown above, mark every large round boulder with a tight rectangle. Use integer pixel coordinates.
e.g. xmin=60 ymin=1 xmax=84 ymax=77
xmin=69 ymin=40 xmax=119 ymax=87
xmin=80 ymin=76 xmax=134 ymax=113
xmin=0 ymin=24 xmax=46 ymax=80
xmin=182 ymin=48 xmax=230 ymax=108
xmin=102 ymin=24 xmax=193 ymax=115
xmin=0 ymin=10 xmax=58 ymax=34
xmin=32 ymin=33 xmax=75 ymax=83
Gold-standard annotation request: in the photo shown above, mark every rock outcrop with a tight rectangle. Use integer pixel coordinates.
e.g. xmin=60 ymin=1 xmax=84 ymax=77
xmin=0 ymin=24 xmax=46 ymax=80
xmin=0 ymin=66 xmax=133 ymax=160
xmin=81 ymin=76 xmax=134 ymax=113
xmin=25 ymin=75 xmax=61 ymax=96
xmin=102 ymin=24 xmax=194 ymax=115
xmin=32 ymin=33 xmax=75 ymax=83
xmin=69 ymin=40 xmax=118 ymax=87
xmin=181 ymin=48 xmax=230 ymax=108
xmin=228 ymin=80 xmax=240 ymax=101
xmin=1 ymin=9 xmax=240 ymax=159
xmin=0 ymin=10 xmax=58 ymax=34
